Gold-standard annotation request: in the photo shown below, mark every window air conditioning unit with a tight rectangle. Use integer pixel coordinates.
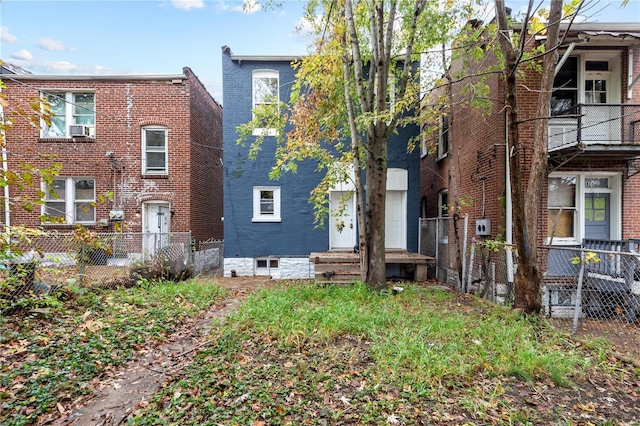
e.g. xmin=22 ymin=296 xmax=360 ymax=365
xmin=69 ymin=124 xmax=92 ymax=137
xmin=109 ymin=209 xmax=125 ymax=221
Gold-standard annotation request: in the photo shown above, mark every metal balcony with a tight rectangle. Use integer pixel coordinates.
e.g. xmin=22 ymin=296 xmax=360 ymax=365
xmin=548 ymin=104 xmax=640 ymax=152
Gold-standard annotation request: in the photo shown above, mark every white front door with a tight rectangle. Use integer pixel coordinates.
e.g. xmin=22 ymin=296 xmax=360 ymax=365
xmin=329 ymin=191 xmax=356 ymax=250
xmin=143 ymin=202 xmax=170 ymax=258
xmin=385 ymin=190 xmax=406 ymax=250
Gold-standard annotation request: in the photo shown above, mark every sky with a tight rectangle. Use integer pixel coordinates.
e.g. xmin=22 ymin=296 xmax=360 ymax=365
xmin=0 ymin=0 xmax=313 ymax=103
xmin=1 ymin=0 xmax=639 ymax=104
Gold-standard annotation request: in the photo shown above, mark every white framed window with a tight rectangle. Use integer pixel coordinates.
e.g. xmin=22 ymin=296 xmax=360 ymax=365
xmin=438 ymin=190 xmax=449 ymax=218
xmin=41 ymin=92 xmax=95 ymax=138
xmin=255 ymin=257 xmax=279 ymax=275
xmin=438 ymin=189 xmax=449 ymax=242
xmin=142 ymin=126 xmax=168 ymax=175
xmin=252 ymin=70 xmax=279 ymax=136
xmin=420 ymin=132 xmax=428 ymax=157
xmin=42 ymin=177 xmax=95 ymax=224
xmin=437 ymin=115 xmax=449 ymax=159
xmin=547 ymin=172 xmax=621 ymax=245
xmin=252 ymin=186 xmax=281 ymax=222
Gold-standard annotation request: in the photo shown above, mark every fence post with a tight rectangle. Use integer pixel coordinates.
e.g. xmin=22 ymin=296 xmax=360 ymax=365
xmin=506 ymin=244 xmax=515 ymax=301
xmin=417 ymin=218 xmax=421 ymax=255
xmin=435 ymin=219 xmax=440 ymax=282
xmin=466 ymin=240 xmax=475 ymax=294
xmin=491 ymin=261 xmax=496 ymax=302
xmin=461 ymin=215 xmax=468 ymax=291
xmin=79 ymin=240 xmax=86 ymax=286
xmin=572 ymin=248 xmax=586 ymax=335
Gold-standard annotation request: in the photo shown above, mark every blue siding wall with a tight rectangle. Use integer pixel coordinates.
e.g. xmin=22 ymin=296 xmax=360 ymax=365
xmin=222 ymin=47 xmax=420 ymax=258
xmin=222 ymin=49 xmax=328 ymax=259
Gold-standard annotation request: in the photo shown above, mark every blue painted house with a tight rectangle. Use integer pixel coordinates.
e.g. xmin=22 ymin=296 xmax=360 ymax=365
xmin=222 ymin=46 xmax=422 ymax=279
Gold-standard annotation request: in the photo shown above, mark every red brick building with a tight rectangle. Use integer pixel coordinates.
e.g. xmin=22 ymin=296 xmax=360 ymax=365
xmin=1 ymin=67 xmax=223 ymax=246
xmin=421 ymin=22 xmax=640 ymax=287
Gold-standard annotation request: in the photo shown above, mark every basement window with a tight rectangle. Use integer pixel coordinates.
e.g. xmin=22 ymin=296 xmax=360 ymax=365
xmin=255 ymin=258 xmax=279 ymax=275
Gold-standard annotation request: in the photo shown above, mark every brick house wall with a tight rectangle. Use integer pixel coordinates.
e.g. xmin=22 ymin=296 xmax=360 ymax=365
xmin=2 ymin=69 xmax=222 ymax=243
xmin=184 ymin=68 xmax=224 ymax=243
xmin=421 ymin=23 xmax=640 ymax=285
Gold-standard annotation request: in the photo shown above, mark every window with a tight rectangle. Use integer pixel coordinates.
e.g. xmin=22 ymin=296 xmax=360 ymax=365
xmin=252 ymin=70 xmax=279 ymax=135
xmin=420 ymin=132 xmax=428 ymax=157
xmin=256 ymin=258 xmax=279 ymax=269
xmin=255 ymin=257 xmax=279 ymax=275
xmin=437 ymin=116 xmax=449 ymax=159
xmin=438 ymin=190 xmax=449 ymax=218
xmin=547 ymin=172 xmax=620 ymax=244
xmin=438 ymin=190 xmax=449 ymax=242
xmin=42 ymin=177 xmax=95 ymax=224
xmin=547 ymin=176 xmax=577 ymax=240
xmin=551 ymin=57 xmax=578 ymax=115
xmin=253 ymin=186 xmax=281 ymax=222
xmin=142 ymin=126 xmax=168 ymax=174
xmin=41 ymin=92 xmax=95 ymax=138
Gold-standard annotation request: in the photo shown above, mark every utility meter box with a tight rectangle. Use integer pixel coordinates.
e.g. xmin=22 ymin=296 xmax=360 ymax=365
xmin=109 ymin=209 xmax=125 ymax=221
xmin=475 ymin=218 xmax=491 ymax=236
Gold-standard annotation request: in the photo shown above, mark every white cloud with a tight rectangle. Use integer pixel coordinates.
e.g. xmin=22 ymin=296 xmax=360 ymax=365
xmin=171 ymin=0 xmax=205 ymax=10
xmin=37 ymin=38 xmax=72 ymax=51
xmin=45 ymin=61 xmax=78 ymax=73
xmin=295 ymin=15 xmax=317 ymax=37
xmin=11 ymin=49 xmax=33 ymax=61
xmin=1 ymin=26 xmax=18 ymax=43
xmin=215 ymin=0 xmax=260 ymax=13
xmin=214 ymin=2 xmax=230 ymax=12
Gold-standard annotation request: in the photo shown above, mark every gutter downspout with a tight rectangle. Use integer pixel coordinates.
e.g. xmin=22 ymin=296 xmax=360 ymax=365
xmin=555 ymin=42 xmax=576 ymax=77
xmin=505 ymin=110 xmax=515 ymax=298
xmin=0 ymin=84 xmax=10 ymax=234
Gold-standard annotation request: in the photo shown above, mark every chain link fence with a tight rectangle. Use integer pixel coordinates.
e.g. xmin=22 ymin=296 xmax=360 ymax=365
xmin=465 ymin=240 xmax=639 ymax=335
xmin=543 ymin=243 xmax=640 ymax=331
xmin=194 ymin=238 xmax=224 ymax=275
xmin=419 ymin=217 xmax=456 ymax=285
xmin=465 ymin=240 xmax=515 ymax=305
xmin=1 ymin=231 xmax=193 ymax=308
xmin=421 ymin=219 xmax=639 ymax=339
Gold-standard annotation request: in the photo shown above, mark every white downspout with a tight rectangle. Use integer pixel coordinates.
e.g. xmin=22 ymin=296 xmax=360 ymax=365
xmin=0 ymin=83 xmax=10 ymax=233
xmin=505 ymin=111 xmax=515 ymax=295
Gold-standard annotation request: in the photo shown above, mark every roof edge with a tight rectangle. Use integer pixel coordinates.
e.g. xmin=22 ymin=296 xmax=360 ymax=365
xmin=229 ymin=54 xmax=301 ymax=62
xmin=512 ymin=22 xmax=640 ymax=32
xmin=1 ymin=73 xmax=187 ymax=81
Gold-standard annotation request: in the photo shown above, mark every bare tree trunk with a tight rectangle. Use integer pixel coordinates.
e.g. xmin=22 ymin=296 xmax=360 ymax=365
xmin=523 ymin=0 xmax=564 ymax=312
xmin=340 ymin=7 xmax=367 ymax=282
xmin=364 ymin=136 xmax=388 ymax=289
xmin=496 ymin=0 xmax=565 ymax=313
xmin=343 ymin=0 xmax=390 ymax=289
xmin=496 ymin=0 xmax=537 ymax=313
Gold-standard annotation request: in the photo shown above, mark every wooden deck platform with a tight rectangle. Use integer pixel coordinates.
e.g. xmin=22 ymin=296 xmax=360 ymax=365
xmin=309 ymin=251 xmax=435 ymax=282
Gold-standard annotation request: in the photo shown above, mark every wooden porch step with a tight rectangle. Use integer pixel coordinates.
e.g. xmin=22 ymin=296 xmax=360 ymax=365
xmin=309 ymin=251 xmax=436 ymax=282
xmin=314 ymin=263 xmax=361 ymax=274
xmin=313 ymin=262 xmax=360 ymax=282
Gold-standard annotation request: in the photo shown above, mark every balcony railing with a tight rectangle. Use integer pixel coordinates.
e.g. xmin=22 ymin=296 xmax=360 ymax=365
xmin=548 ymin=104 xmax=640 ymax=151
